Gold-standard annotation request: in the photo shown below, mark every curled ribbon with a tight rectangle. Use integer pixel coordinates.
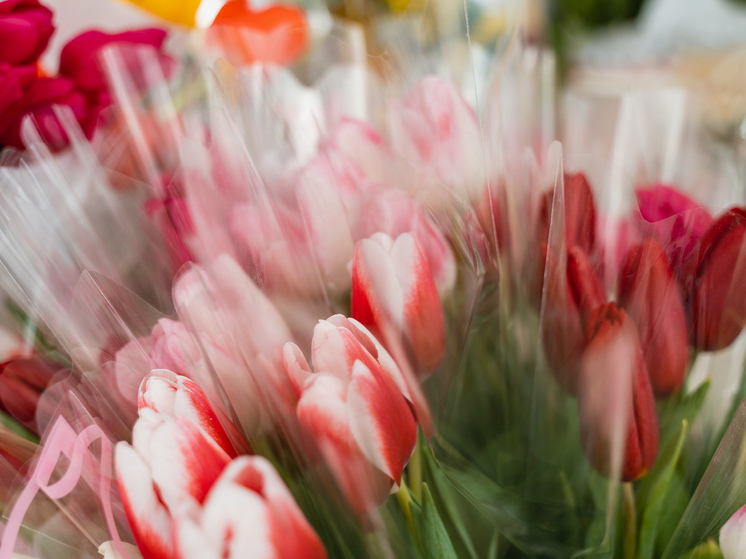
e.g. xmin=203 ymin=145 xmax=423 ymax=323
xmin=0 ymin=416 xmax=128 ymax=559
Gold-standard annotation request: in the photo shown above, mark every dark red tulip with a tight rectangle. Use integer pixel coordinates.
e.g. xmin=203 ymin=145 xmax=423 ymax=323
xmin=0 ymin=357 xmax=61 ymax=434
xmin=618 ymin=239 xmax=688 ymax=397
xmin=539 ymin=172 xmax=597 ymax=254
xmin=541 ymin=247 xmax=606 ymax=393
xmin=578 ymin=303 xmax=659 ymax=481
xmin=534 ymin=173 xmax=598 ymax=302
xmin=690 ymin=208 xmax=746 ymax=350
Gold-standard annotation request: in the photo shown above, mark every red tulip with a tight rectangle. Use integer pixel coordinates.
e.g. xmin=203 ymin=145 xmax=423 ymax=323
xmin=538 ymin=173 xmax=597 ymax=255
xmin=285 ymin=315 xmax=418 ymax=513
xmin=0 ymin=356 xmax=60 ymax=434
xmin=578 ymin=303 xmax=659 ymax=481
xmin=618 ymin=240 xmax=688 ymax=396
xmin=116 ymin=407 xmax=232 ymax=559
xmin=174 ymin=456 xmax=327 ymax=559
xmin=534 ymin=172 xmax=598 ymax=303
xmin=354 ymin=188 xmax=456 ymax=295
xmin=117 ymin=371 xmax=236 ymax=559
xmin=690 ymin=208 xmax=746 ymax=350
xmin=138 ymin=369 xmax=240 ymax=459
xmin=541 ymin=247 xmax=606 ymax=393
xmin=0 ymin=0 xmax=54 ymax=66
xmin=352 ymin=232 xmax=445 ymax=375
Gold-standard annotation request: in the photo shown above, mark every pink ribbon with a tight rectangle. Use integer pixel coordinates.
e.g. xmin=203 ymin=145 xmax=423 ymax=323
xmin=0 ymin=416 xmax=128 ymax=559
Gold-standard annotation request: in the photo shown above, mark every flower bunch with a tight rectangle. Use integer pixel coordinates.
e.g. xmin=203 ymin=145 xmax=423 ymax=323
xmin=3 ymin=2 xmax=746 ymax=558
xmin=0 ymin=0 xmax=165 ymax=150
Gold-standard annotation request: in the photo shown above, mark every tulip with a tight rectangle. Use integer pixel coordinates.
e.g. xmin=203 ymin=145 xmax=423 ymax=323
xmin=326 ymin=118 xmax=404 ymax=192
xmin=618 ymin=240 xmax=688 ymax=397
xmin=285 ymin=315 xmax=418 ymax=513
xmin=354 ymin=187 xmax=457 ymax=295
xmin=230 ymin=190 xmax=354 ymax=295
xmin=534 ymin=173 xmax=598 ymax=303
xmin=388 ymin=76 xmax=484 ymax=203
xmin=0 ymin=68 xmax=87 ymax=150
xmin=352 ymin=232 xmax=445 ymax=375
xmin=0 ymin=357 xmax=60 ymax=434
xmin=116 ymin=406 xmax=232 ymax=559
xmin=58 ymin=28 xmax=168 ymax=137
xmin=113 ymin=318 xmax=203 ymax=405
xmin=541 ymin=247 xmax=606 ymax=393
xmin=174 ymin=456 xmax=327 ymax=559
xmin=173 ymin=255 xmax=295 ymax=433
xmin=690 ymin=208 xmax=746 ymax=350
xmin=0 ymin=0 xmax=54 ymax=66
xmin=720 ymin=504 xmax=746 ymax=559
xmin=635 ymin=184 xmax=713 ymax=287
xmin=578 ymin=303 xmax=659 ymax=481
xmin=538 ymin=173 xmax=596 ymax=255
xmin=138 ymin=370 xmax=240 ymax=459
xmin=209 ymin=0 xmax=308 ymax=67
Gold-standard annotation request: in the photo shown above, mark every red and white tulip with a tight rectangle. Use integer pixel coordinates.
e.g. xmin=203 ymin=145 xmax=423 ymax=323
xmin=352 ymin=232 xmax=446 ymax=375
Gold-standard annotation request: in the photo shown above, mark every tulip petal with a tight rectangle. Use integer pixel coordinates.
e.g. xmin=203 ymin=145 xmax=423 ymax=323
xmin=115 ymin=443 xmax=174 ymax=559
xmin=347 ymin=360 xmax=417 ymax=484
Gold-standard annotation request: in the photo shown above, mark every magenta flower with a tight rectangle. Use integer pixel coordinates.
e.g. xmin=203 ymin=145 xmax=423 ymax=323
xmin=0 ymin=66 xmax=87 ymax=149
xmin=0 ymin=0 xmax=54 ymax=66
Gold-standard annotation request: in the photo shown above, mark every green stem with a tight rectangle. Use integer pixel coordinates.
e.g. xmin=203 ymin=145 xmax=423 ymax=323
xmin=623 ymin=482 xmax=637 ymax=559
xmin=408 ymin=438 xmax=423 ymax=503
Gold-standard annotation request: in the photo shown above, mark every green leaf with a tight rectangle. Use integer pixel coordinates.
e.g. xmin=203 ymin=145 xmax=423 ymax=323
xmin=420 ymin=442 xmax=480 ymax=559
xmin=411 ymin=483 xmax=458 ymax=559
xmin=637 ymin=421 xmax=689 ymax=559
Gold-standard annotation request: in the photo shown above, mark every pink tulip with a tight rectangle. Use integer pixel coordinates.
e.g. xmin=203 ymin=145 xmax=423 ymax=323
xmin=113 ymin=318 xmax=202 ymax=405
xmin=352 ymin=232 xmax=446 ymax=375
xmin=174 ymin=456 xmax=326 ymax=559
xmin=285 ymin=315 xmax=419 ymax=512
xmin=116 ymin=407 xmax=232 ymax=559
xmin=325 ymin=117 xmax=404 ymax=191
xmin=230 ymin=189 xmax=354 ymax=294
xmin=635 ymin=184 xmax=713 ymax=287
xmin=389 ymin=77 xmax=483 ymax=202
xmin=0 ymin=0 xmax=54 ymax=66
xmin=354 ymin=187 xmax=456 ymax=295
xmin=720 ymin=504 xmax=746 ymax=559
xmin=173 ymin=255 xmax=295 ymax=433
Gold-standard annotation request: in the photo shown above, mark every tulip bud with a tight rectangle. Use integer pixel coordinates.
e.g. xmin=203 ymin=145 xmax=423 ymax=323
xmin=285 ymin=315 xmax=419 ymax=513
xmin=174 ymin=456 xmax=327 ymax=559
xmin=138 ymin=370 xmax=240 ymax=458
xmin=538 ymin=173 xmax=597 ymax=254
xmin=541 ymin=247 xmax=606 ymax=393
xmin=352 ymin=232 xmax=445 ymax=375
xmin=578 ymin=303 xmax=659 ymax=481
xmin=691 ymin=208 xmax=746 ymax=350
xmin=720 ymin=504 xmax=746 ymax=559
xmin=618 ymin=240 xmax=689 ymax=397
xmin=533 ymin=173 xmax=598 ymax=303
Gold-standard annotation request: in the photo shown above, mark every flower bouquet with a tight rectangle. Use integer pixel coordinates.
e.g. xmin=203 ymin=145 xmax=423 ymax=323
xmin=2 ymin=1 xmax=746 ymax=558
